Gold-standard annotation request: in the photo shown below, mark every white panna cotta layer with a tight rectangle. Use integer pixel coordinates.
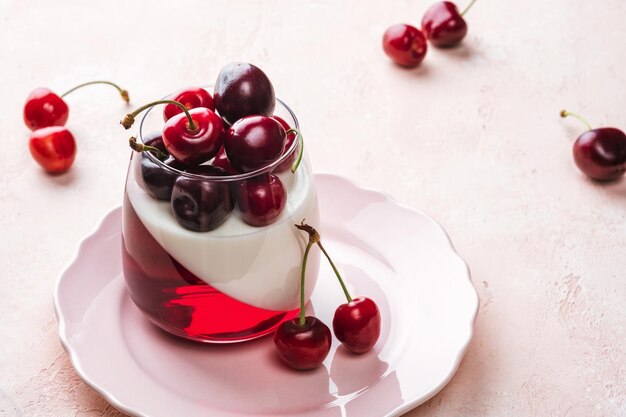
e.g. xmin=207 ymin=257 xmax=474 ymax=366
xmin=126 ymin=154 xmax=320 ymax=311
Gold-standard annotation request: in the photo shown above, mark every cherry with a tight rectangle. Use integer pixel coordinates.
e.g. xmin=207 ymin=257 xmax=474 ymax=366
xmin=24 ymin=81 xmax=129 ymax=131
xmin=274 ymin=225 xmax=331 ymax=370
xmin=225 ymin=115 xmax=285 ymax=172
xmin=272 ymin=116 xmax=299 ymax=173
xmin=28 ymin=126 xmax=76 ymax=174
xmin=296 ymin=223 xmax=381 ymax=354
xmin=382 ymin=24 xmax=428 ymax=67
xmin=122 ymin=100 xmax=224 ymax=166
xmin=23 ymin=88 xmax=68 ymax=131
xmin=130 ymin=132 xmax=185 ymax=201
xmin=170 ymin=165 xmax=234 ymax=232
xmin=561 ymin=110 xmax=626 ymax=181
xmin=163 ymin=86 xmax=214 ymax=122
xmin=214 ymin=62 xmax=276 ymax=124
xmin=422 ymin=0 xmax=476 ymax=48
xmin=211 ymin=147 xmax=240 ymax=175
xmin=332 ymin=297 xmax=381 ymax=354
xmin=237 ymin=174 xmax=286 ymax=227
xmin=274 ymin=317 xmax=332 ymax=370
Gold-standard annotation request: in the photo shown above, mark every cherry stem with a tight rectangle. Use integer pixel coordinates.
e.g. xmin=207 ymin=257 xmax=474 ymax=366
xmin=287 ymin=128 xmax=304 ymax=174
xmin=61 ymin=80 xmax=129 ymax=103
xmin=560 ymin=110 xmax=592 ymax=131
xmin=128 ymin=136 xmax=168 ymax=160
xmin=295 ymin=221 xmax=353 ymax=304
xmin=121 ymin=100 xmax=197 ymax=131
xmin=461 ymin=0 xmax=477 ymax=16
xmin=299 ymin=240 xmax=314 ymax=326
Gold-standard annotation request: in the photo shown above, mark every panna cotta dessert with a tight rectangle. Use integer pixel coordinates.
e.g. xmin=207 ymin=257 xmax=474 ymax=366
xmin=121 ymin=64 xmax=320 ymax=343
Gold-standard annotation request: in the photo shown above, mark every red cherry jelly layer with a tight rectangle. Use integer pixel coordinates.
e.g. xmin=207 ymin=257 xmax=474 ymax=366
xmin=122 ymin=195 xmax=297 ymax=342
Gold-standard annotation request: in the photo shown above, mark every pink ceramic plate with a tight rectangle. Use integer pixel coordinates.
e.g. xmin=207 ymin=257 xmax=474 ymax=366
xmin=54 ymin=174 xmax=478 ymax=417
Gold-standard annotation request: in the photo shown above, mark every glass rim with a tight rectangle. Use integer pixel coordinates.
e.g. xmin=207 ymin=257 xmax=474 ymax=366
xmin=137 ymin=91 xmax=300 ymax=182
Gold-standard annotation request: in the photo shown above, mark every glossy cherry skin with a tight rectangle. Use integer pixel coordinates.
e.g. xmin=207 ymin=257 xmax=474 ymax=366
xmin=163 ymin=107 xmax=224 ymax=166
xmin=170 ymin=165 xmax=234 ymax=232
xmin=225 ymin=115 xmax=285 ymax=172
xmin=573 ymin=128 xmax=626 ymax=181
xmin=238 ymin=174 xmax=286 ymax=227
xmin=272 ymin=116 xmax=298 ymax=173
xmin=274 ymin=316 xmax=332 ymax=370
xmin=332 ymin=297 xmax=381 ymax=354
xmin=28 ymin=126 xmax=76 ymax=174
xmin=382 ymin=24 xmax=428 ymax=67
xmin=422 ymin=2 xmax=468 ymax=47
xmin=139 ymin=131 xmax=185 ymax=200
xmin=163 ymin=86 xmax=215 ymax=122
xmin=214 ymin=62 xmax=276 ymax=124
xmin=24 ymin=88 xmax=69 ymax=131
xmin=211 ymin=146 xmax=240 ymax=175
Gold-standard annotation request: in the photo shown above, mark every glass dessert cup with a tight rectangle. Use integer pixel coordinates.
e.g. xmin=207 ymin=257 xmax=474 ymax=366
xmin=122 ymin=95 xmax=320 ymax=343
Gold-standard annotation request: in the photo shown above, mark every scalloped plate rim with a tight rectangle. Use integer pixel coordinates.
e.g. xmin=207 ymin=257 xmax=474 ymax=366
xmin=53 ymin=172 xmax=479 ymax=417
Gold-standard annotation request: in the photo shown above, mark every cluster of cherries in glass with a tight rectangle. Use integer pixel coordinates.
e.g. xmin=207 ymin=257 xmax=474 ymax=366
xmin=122 ymin=63 xmax=300 ymax=231
xmin=383 ymin=0 xmax=477 ymax=67
xmin=274 ymin=223 xmax=381 ymax=370
xmin=561 ymin=111 xmax=626 ymax=181
xmin=23 ymin=81 xmax=129 ymax=174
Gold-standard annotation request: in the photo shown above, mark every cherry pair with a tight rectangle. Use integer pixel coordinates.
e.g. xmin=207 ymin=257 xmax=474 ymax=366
xmin=560 ymin=111 xmax=626 ymax=181
xmin=274 ymin=223 xmax=381 ymax=371
xmin=24 ymin=81 xmax=129 ymax=174
xmin=383 ymin=0 xmax=477 ymax=67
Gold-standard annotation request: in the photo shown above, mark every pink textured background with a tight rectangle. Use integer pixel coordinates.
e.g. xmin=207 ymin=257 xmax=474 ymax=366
xmin=1 ymin=0 xmax=625 ymax=416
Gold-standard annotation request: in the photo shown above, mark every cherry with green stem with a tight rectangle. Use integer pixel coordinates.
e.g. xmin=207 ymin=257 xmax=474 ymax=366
xmin=24 ymin=80 xmax=129 ymax=131
xmin=296 ymin=222 xmax=381 ymax=354
xmin=121 ymin=99 xmax=224 ymax=166
xmin=274 ymin=223 xmax=331 ymax=370
xmin=560 ymin=109 xmax=626 ymax=181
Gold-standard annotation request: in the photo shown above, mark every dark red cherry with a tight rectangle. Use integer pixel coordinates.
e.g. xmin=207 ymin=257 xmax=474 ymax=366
xmin=573 ymin=128 xmax=626 ymax=181
xmin=214 ymin=62 xmax=276 ymax=124
xmin=422 ymin=1 xmax=468 ymax=47
xmin=140 ymin=131 xmax=185 ymax=200
xmin=24 ymin=88 xmax=69 ymax=131
xmin=238 ymin=174 xmax=286 ymax=227
xmin=332 ymin=297 xmax=381 ymax=354
xmin=274 ymin=316 xmax=332 ymax=370
xmin=171 ymin=165 xmax=233 ymax=232
xmin=561 ymin=110 xmax=626 ymax=181
xmin=163 ymin=107 xmax=224 ymax=165
xmin=225 ymin=115 xmax=285 ymax=172
xmin=28 ymin=126 xmax=76 ymax=174
xmin=272 ymin=116 xmax=298 ymax=173
xmin=211 ymin=147 xmax=240 ymax=175
xmin=382 ymin=24 xmax=428 ymax=67
xmin=163 ymin=86 xmax=215 ymax=121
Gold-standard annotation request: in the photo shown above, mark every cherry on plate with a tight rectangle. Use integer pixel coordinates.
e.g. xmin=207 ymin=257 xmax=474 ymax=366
xmin=214 ymin=62 xmax=276 ymax=124
xmin=333 ymin=297 xmax=381 ymax=354
xmin=382 ymin=24 xmax=428 ymax=67
xmin=274 ymin=316 xmax=332 ymax=371
xmin=28 ymin=126 xmax=76 ymax=174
